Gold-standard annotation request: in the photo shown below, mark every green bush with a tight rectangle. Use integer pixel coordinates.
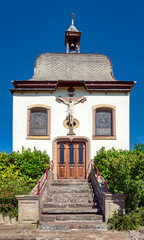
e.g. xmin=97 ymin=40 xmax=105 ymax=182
xmin=94 ymin=144 xmax=144 ymax=210
xmin=0 ymin=148 xmax=50 ymax=218
xmin=93 ymin=144 xmax=144 ymax=229
xmin=0 ymin=171 xmax=31 ymax=218
xmin=8 ymin=147 xmax=49 ymax=183
xmin=108 ymin=208 xmax=144 ymax=230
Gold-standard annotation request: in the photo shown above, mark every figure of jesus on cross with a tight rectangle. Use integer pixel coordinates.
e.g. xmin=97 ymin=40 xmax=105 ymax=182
xmin=56 ymin=96 xmax=87 ymax=135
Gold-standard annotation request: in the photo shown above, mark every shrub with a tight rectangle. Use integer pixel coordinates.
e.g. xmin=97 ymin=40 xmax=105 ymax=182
xmin=93 ymin=144 xmax=144 ymax=229
xmin=94 ymin=145 xmax=144 ymax=211
xmin=0 ymin=148 xmax=50 ymax=217
xmin=108 ymin=208 xmax=144 ymax=230
xmin=0 ymin=170 xmax=31 ymax=218
xmin=8 ymin=147 xmax=49 ymax=183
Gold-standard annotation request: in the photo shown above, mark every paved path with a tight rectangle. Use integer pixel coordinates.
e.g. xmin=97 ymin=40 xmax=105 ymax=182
xmin=0 ymin=227 xmax=144 ymax=240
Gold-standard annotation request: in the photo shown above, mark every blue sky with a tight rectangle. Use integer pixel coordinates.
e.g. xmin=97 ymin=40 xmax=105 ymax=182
xmin=0 ymin=0 xmax=144 ymax=153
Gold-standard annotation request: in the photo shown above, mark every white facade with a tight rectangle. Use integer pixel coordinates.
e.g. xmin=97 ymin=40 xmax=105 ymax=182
xmin=11 ymin=21 xmax=135 ymax=179
xmin=13 ymin=86 xmax=130 ymax=160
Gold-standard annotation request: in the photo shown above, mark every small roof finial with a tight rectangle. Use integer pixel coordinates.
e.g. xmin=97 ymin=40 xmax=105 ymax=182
xmin=72 ymin=13 xmax=75 ymax=25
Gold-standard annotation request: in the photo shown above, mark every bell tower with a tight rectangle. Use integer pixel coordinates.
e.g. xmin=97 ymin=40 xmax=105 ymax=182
xmin=65 ymin=14 xmax=81 ymax=53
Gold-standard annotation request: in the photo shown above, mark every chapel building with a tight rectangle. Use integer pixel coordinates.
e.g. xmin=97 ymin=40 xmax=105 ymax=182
xmin=10 ymin=18 xmax=135 ymax=179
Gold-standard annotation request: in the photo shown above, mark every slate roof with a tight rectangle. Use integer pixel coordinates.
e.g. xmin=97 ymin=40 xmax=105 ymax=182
xmin=29 ymin=53 xmax=117 ymax=82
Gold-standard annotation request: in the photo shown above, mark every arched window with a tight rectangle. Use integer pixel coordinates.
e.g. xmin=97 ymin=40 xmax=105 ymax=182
xmin=92 ymin=105 xmax=116 ymax=140
xmin=27 ymin=105 xmax=51 ymax=139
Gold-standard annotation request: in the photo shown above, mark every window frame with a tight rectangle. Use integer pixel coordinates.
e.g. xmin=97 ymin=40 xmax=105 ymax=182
xmin=27 ymin=104 xmax=51 ymax=139
xmin=92 ymin=104 xmax=116 ymax=140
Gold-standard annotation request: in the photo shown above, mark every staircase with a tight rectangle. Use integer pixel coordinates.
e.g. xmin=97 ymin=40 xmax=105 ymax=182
xmin=39 ymin=179 xmax=107 ymax=232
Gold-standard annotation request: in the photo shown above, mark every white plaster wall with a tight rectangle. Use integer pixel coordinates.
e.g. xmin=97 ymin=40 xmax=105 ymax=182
xmin=13 ymin=87 xmax=130 ymax=159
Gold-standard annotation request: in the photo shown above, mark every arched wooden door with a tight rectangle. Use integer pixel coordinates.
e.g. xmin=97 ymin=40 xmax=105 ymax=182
xmin=57 ymin=143 xmax=86 ymax=179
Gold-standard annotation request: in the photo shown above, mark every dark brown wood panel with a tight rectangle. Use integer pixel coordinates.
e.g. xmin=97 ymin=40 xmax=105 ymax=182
xmin=68 ymin=165 xmax=75 ymax=178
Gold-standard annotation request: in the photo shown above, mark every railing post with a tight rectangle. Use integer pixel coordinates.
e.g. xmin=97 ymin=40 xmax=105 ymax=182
xmin=104 ymin=182 xmax=106 ymax=194
xmin=91 ymin=159 xmax=93 ymax=169
xmin=46 ymin=169 xmax=48 ymax=180
xmin=36 ymin=181 xmax=40 ymax=196
xmin=104 ymin=180 xmax=108 ymax=194
xmin=96 ymin=170 xmax=99 ymax=180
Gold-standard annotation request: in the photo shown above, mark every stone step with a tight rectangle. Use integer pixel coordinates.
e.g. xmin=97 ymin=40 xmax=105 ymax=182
xmin=52 ymin=182 xmax=90 ymax=187
xmin=41 ymin=214 xmax=103 ymax=222
xmin=46 ymin=196 xmax=94 ymax=203
xmin=53 ymin=179 xmax=88 ymax=183
xmin=39 ymin=221 xmax=107 ymax=232
xmin=50 ymin=188 xmax=92 ymax=193
xmin=49 ymin=192 xmax=94 ymax=199
xmin=51 ymin=186 xmax=91 ymax=191
xmin=42 ymin=207 xmax=100 ymax=214
xmin=43 ymin=202 xmax=98 ymax=209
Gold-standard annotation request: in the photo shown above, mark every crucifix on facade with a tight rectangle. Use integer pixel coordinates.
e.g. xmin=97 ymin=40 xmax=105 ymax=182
xmin=56 ymin=96 xmax=87 ymax=135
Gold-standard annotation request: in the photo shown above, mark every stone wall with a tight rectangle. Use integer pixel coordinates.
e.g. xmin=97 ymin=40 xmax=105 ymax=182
xmin=89 ymin=169 xmax=127 ymax=222
xmin=16 ymin=170 xmax=54 ymax=227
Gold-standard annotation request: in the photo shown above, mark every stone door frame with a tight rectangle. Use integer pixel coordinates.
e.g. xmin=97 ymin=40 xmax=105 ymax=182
xmin=52 ymin=136 xmax=91 ymax=179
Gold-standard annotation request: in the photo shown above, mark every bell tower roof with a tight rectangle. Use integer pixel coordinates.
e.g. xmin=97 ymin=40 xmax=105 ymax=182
xmin=67 ymin=18 xmax=79 ymax=32
xmin=65 ymin=14 xmax=81 ymax=53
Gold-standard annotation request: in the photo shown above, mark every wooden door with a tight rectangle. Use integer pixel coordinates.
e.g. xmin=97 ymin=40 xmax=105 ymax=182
xmin=57 ymin=143 xmax=85 ymax=179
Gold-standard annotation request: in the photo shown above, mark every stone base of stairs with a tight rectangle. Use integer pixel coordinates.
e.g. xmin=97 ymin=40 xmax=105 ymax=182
xmin=39 ymin=179 xmax=107 ymax=233
xmin=39 ymin=221 xmax=107 ymax=232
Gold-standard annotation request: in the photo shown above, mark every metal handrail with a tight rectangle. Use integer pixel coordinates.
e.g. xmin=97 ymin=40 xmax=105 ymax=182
xmin=36 ymin=160 xmax=54 ymax=195
xmin=91 ymin=159 xmax=108 ymax=194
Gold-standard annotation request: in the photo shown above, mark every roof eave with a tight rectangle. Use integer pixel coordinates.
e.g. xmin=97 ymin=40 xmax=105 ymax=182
xmin=10 ymin=80 xmax=135 ymax=94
